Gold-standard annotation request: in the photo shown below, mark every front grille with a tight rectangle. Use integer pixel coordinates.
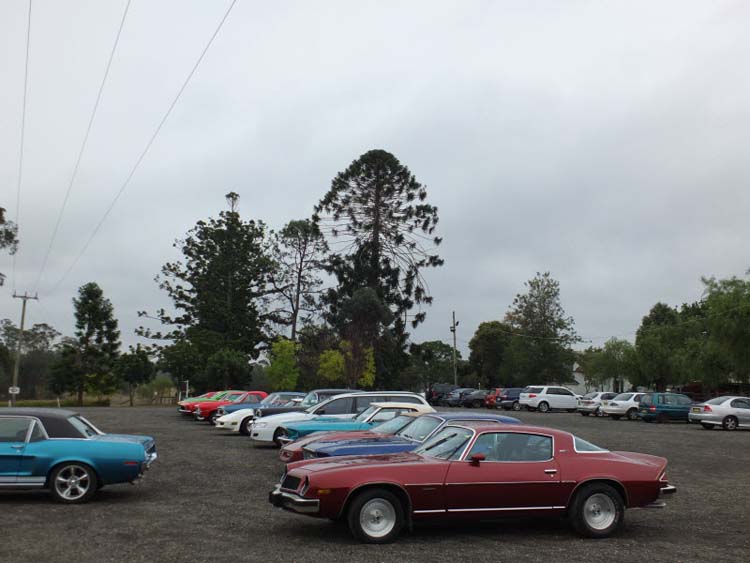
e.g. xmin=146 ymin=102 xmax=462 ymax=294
xmin=281 ymin=474 xmax=301 ymax=491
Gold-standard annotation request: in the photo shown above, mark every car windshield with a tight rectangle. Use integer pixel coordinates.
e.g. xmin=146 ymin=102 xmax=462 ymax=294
xmin=373 ymin=415 xmax=413 ymax=435
xmin=613 ymin=393 xmax=633 ymax=401
xmin=259 ymin=393 xmax=280 ymax=405
xmin=300 ymin=392 xmax=320 ymax=409
xmin=398 ymin=416 xmax=442 ymax=442
xmin=230 ymin=394 xmax=247 ymax=402
xmin=67 ymin=416 xmax=103 ymax=438
xmin=414 ymin=426 xmax=474 ymax=460
xmin=355 ymin=406 xmax=379 ymax=421
xmin=706 ymin=396 xmax=732 ymax=405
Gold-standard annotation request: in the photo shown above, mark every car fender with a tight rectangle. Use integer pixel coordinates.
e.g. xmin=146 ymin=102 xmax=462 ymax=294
xmin=338 ymin=480 xmax=413 ymax=522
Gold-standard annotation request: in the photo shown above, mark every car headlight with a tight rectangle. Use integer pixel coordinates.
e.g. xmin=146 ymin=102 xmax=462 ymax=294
xmin=255 ymin=422 xmax=267 ymax=428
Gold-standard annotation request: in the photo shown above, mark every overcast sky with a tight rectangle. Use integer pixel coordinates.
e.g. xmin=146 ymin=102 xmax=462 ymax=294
xmin=1 ymin=0 xmax=749 ymax=355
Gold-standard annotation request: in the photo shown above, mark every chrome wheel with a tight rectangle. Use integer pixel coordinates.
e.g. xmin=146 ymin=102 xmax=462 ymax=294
xmin=54 ymin=464 xmax=92 ymax=501
xmin=512 ymin=401 xmax=520 ymax=411
xmin=723 ymin=416 xmax=738 ymax=431
xmin=626 ymin=408 xmax=638 ymax=421
xmin=359 ymin=498 xmax=396 ymax=539
xmin=583 ymin=493 xmax=616 ymax=531
xmin=538 ymin=401 xmax=549 ymax=413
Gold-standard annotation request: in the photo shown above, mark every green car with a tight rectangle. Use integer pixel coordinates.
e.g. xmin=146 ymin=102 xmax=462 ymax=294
xmin=638 ymin=392 xmax=694 ymax=423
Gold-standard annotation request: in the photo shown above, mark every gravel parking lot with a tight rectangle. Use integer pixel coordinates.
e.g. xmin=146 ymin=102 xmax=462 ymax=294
xmin=2 ymin=406 xmax=748 ymax=563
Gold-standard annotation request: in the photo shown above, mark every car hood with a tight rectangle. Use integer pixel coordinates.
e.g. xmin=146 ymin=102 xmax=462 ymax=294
xmin=90 ymin=434 xmax=155 ymax=448
xmin=292 ymin=451 xmax=426 ymax=473
xmin=286 ymin=430 xmax=380 ymax=449
xmin=288 ymin=421 xmax=368 ymax=434
xmin=306 ymin=434 xmax=415 ymax=452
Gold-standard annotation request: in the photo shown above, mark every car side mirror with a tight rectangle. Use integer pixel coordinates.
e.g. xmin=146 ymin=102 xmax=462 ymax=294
xmin=469 ymin=453 xmax=485 ymax=466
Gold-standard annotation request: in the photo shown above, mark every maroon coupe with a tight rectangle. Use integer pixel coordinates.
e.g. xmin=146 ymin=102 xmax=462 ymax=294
xmin=269 ymin=422 xmax=676 ymax=543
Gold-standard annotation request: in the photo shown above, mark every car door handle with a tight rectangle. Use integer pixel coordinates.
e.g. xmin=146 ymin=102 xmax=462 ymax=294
xmin=11 ymin=444 xmax=24 ymax=450
xmin=544 ymin=469 xmax=557 ymax=474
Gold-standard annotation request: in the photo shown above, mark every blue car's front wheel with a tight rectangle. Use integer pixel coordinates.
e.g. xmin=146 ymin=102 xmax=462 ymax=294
xmin=50 ymin=463 xmax=98 ymax=504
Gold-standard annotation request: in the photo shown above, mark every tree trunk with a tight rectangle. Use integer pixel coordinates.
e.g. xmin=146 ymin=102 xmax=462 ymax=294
xmin=129 ymin=386 xmax=135 ymax=407
xmin=77 ymin=388 xmax=84 ymax=407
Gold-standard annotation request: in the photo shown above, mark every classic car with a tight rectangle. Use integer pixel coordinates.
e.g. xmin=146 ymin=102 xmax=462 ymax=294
xmin=0 ymin=408 xmax=157 ymax=503
xmin=279 ymin=414 xmax=421 ymax=463
xmin=193 ymin=391 xmax=268 ymax=424
xmin=300 ymin=412 xmax=520 ymax=459
xmin=177 ymin=390 xmax=234 ymax=415
xmin=601 ymin=393 xmax=645 ymax=420
xmin=219 ymin=389 xmax=353 ymax=436
xmin=688 ymin=396 xmax=750 ymax=430
xmin=278 ymin=403 xmax=435 ymax=444
xmin=250 ymin=392 xmax=430 ymax=447
xmin=269 ymin=422 xmax=676 ymax=543
xmin=214 ymin=392 xmax=305 ymax=427
xmin=638 ymin=392 xmax=694 ymax=423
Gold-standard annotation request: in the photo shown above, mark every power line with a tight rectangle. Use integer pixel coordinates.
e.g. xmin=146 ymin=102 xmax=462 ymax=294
xmin=48 ymin=0 xmax=239 ymax=295
xmin=11 ymin=0 xmax=33 ymax=292
xmin=33 ymin=0 xmax=132 ymax=293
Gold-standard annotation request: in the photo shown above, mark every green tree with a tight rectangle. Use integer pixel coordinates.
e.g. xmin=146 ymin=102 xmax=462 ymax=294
xmin=140 ymin=192 xmax=276 ymax=368
xmin=0 ymin=206 xmax=19 ymax=286
xmin=317 ymin=341 xmax=375 ymax=388
xmin=266 ymin=339 xmax=300 ymax=391
xmin=158 ymin=340 xmax=204 ymax=393
xmin=502 ymin=272 xmax=578 ymax=385
xmin=271 ymin=220 xmax=328 ymax=341
xmin=295 ymin=324 xmax=338 ymax=390
xmin=590 ymin=338 xmax=640 ymax=392
xmin=634 ymin=303 xmax=679 ymax=390
xmin=205 ymin=348 xmax=251 ymax=389
xmin=405 ymin=340 xmax=456 ymax=392
xmin=314 ymin=150 xmax=443 ymax=385
xmin=50 ymin=283 xmax=120 ymax=404
xmin=468 ymin=321 xmax=513 ymax=387
xmin=115 ymin=346 xmax=155 ymax=406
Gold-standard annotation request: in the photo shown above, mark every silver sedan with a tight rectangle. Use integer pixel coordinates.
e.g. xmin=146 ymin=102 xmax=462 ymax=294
xmin=689 ymin=396 xmax=750 ymax=430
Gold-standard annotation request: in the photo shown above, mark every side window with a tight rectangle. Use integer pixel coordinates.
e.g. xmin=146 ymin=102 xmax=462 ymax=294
xmin=370 ymin=409 xmax=401 ymax=423
xmin=318 ymin=397 xmax=354 ymax=415
xmin=467 ymin=433 xmax=553 ymax=462
xmin=658 ymin=395 xmax=668 ymax=405
xmin=558 ymin=389 xmax=573 ymax=396
xmin=29 ymin=421 xmax=46 ymax=442
xmin=354 ymin=396 xmax=376 ymax=413
xmin=677 ymin=395 xmax=692 ymax=405
xmin=731 ymin=399 xmax=750 ymax=409
xmin=0 ymin=418 xmax=31 ymax=442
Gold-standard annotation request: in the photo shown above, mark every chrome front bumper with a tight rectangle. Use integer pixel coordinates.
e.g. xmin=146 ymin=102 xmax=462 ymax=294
xmin=644 ymin=484 xmax=676 ymax=508
xmin=268 ymin=485 xmax=320 ymax=514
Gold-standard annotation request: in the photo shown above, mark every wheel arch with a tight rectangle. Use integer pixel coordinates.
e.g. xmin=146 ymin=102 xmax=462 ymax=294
xmin=338 ymin=481 xmax=413 ymax=527
xmin=45 ymin=459 xmax=102 ymax=489
xmin=568 ymin=478 xmax=629 ymax=508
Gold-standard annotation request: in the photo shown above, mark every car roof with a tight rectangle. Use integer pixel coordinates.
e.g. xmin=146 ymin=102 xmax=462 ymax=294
xmin=445 ymin=422 xmax=569 ymax=438
xmin=0 ymin=408 xmax=85 ymax=438
xmin=436 ymin=412 xmax=513 ymax=421
xmin=311 ymin=389 xmax=355 ymax=394
xmin=369 ymin=402 xmax=434 ymax=411
xmin=327 ymin=391 xmax=424 ymax=399
xmin=0 ymin=407 xmax=78 ymax=419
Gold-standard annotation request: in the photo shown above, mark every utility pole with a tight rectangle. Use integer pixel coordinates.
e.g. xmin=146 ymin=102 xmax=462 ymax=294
xmin=449 ymin=311 xmax=459 ymax=386
xmin=10 ymin=291 xmax=38 ymax=407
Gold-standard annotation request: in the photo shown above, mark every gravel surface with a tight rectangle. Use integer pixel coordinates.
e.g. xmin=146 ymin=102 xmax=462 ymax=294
xmin=1 ymin=406 xmax=748 ymax=563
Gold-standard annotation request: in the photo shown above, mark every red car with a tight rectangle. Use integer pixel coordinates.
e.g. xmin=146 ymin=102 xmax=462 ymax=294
xmin=193 ymin=391 xmax=268 ymax=424
xmin=484 ymin=388 xmax=503 ymax=408
xmin=269 ymin=422 xmax=676 ymax=543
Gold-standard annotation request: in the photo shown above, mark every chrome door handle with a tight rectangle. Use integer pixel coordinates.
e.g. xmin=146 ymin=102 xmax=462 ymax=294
xmin=544 ymin=469 xmax=557 ymax=474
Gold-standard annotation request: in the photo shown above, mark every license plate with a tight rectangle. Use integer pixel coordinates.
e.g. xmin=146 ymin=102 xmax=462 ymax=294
xmin=691 ymin=407 xmax=701 ymax=413
xmin=602 ymin=401 xmax=609 ymax=406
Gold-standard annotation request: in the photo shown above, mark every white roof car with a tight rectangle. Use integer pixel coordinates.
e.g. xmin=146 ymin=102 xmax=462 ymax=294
xmin=601 ymin=393 xmax=645 ymax=420
xmin=519 ymin=386 xmax=578 ymax=413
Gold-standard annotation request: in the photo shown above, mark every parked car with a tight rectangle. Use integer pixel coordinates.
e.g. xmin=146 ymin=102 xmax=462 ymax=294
xmin=177 ymin=391 xmax=226 ymax=414
xmin=300 ymin=412 xmax=520 ymax=459
xmin=216 ymin=389 xmax=353 ymax=436
xmin=0 ymin=408 xmax=157 ymax=503
xmin=193 ymin=391 xmax=268 ymax=424
xmin=215 ymin=392 xmax=305 ymax=420
xmin=577 ymin=392 xmax=618 ymax=417
xmin=688 ymin=396 xmax=750 ymax=430
xmin=270 ymin=422 xmax=676 ymax=543
xmin=519 ymin=386 xmax=578 ymax=412
xmin=638 ymin=392 xmax=694 ymax=423
xmin=278 ymin=402 xmax=435 ymax=443
xmin=601 ymin=392 xmax=645 ymax=420
xmin=279 ymin=413 xmax=423 ymax=463
xmin=427 ymin=383 xmax=458 ymax=406
xmin=250 ymin=392 xmax=431 ymax=447
xmin=441 ymin=388 xmax=475 ymax=407
xmin=459 ymin=390 xmax=489 ymax=408
xmin=495 ymin=388 xmax=524 ymax=411
xmin=178 ymin=390 xmax=243 ymax=416
xmin=484 ymin=388 xmax=503 ymax=408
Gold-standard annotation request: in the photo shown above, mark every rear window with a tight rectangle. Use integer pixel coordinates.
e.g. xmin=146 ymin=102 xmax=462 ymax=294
xmin=525 ymin=387 xmax=544 ymax=394
xmin=574 ymin=436 xmax=608 ymax=452
xmin=706 ymin=396 xmax=731 ymax=405
xmin=399 ymin=416 xmax=442 ymax=441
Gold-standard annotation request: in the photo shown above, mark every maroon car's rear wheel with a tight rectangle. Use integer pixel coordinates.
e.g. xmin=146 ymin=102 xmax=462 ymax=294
xmin=49 ymin=463 xmax=98 ymax=504
xmin=347 ymin=488 xmax=404 ymax=544
xmin=569 ymin=483 xmax=624 ymax=538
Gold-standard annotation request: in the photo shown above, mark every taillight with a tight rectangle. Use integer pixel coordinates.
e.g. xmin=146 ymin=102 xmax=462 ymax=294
xmin=703 ymin=405 xmax=712 ymax=412
xmin=529 ymin=394 xmax=537 ymax=398
xmin=649 ymin=406 xmax=656 ymax=412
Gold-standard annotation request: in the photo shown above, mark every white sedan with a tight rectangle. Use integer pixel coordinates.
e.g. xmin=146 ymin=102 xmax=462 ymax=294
xmin=600 ymin=392 xmax=645 ymax=420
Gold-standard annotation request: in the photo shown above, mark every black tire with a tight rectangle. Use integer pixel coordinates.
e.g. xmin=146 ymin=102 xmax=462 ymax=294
xmin=239 ymin=417 xmax=254 ymax=436
xmin=512 ymin=401 xmax=520 ymax=411
xmin=273 ymin=428 xmax=286 ymax=447
xmin=537 ymin=401 xmax=549 ymax=413
xmin=626 ymin=408 xmax=638 ymax=421
xmin=700 ymin=422 xmax=714 ymax=430
xmin=49 ymin=463 xmax=98 ymax=504
xmin=722 ymin=416 xmax=738 ymax=431
xmin=569 ymin=483 xmax=624 ymax=539
xmin=609 ymin=415 xmax=621 ymax=420
xmin=347 ymin=488 xmax=404 ymax=544
xmin=581 ymin=412 xmax=590 ymax=417
xmin=595 ymin=407 xmax=604 ymax=417
xmin=473 ymin=400 xmax=483 ymax=409
xmin=207 ymin=411 xmax=218 ymax=425
xmin=657 ymin=413 xmax=669 ymax=424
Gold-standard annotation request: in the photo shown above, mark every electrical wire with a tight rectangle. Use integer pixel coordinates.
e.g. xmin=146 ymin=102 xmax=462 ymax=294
xmin=10 ymin=0 xmax=33 ymax=291
xmin=48 ymin=0 xmax=239 ymax=295
xmin=33 ymin=0 xmax=132 ymax=293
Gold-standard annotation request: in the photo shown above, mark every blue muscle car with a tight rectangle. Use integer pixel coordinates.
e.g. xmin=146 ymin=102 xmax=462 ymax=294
xmin=301 ymin=412 xmax=520 ymax=459
xmin=0 ymin=408 xmax=157 ymax=503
